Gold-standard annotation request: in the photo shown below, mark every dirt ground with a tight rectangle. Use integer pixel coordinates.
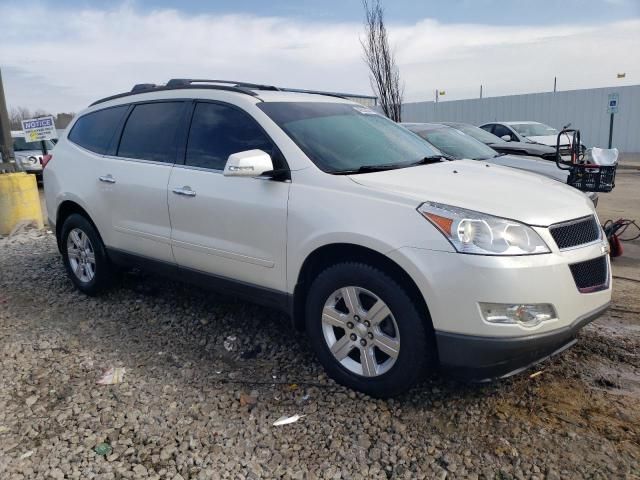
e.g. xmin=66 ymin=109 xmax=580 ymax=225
xmin=0 ymin=172 xmax=638 ymax=479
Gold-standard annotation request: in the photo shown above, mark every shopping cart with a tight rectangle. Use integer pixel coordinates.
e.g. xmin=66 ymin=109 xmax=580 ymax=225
xmin=555 ymin=129 xmax=617 ymax=192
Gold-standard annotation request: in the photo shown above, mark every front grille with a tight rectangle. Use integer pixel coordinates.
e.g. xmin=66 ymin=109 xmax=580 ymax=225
xmin=569 ymin=256 xmax=608 ymax=293
xmin=549 ymin=215 xmax=601 ymax=250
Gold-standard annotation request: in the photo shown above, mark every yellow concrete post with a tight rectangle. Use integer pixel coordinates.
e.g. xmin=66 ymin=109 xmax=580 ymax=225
xmin=0 ymin=173 xmax=44 ymax=235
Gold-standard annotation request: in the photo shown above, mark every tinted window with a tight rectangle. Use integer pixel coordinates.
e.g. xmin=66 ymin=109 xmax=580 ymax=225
xmin=186 ymin=102 xmax=275 ymax=170
xmin=258 ymin=102 xmax=439 ymax=173
xmin=68 ymin=106 xmax=128 ymax=154
xmin=446 ymin=123 xmax=505 ymax=144
xmin=118 ymin=102 xmax=183 ymax=163
xmin=492 ymin=124 xmax=515 ymax=140
xmin=13 ymin=137 xmax=55 ymax=152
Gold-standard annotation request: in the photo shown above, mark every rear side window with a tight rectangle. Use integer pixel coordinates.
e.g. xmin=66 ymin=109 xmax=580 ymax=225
xmin=117 ymin=102 xmax=184 ymax=163
xmin=68 ymin=106 xmax=128 ymax=154
xmin=185 ymin=102 xmax=275 ymax=170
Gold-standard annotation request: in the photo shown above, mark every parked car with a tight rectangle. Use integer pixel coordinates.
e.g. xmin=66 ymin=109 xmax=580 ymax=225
xmin=479 ymin=121 xmax=580 ymax=157
xmin=402 ymin=123 xmax=598 ymax=206
xmin=44 ymin=79 xmax=611 ymax=397
xmin=440 ymin=122 xmax=557 ymax=160
xmin=11 ymin=131 xmax=54 ymax=179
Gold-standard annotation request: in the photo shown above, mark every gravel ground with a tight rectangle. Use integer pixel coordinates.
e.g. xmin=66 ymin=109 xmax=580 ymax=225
xmin=0 ymin=230 xmax=639 ymax=480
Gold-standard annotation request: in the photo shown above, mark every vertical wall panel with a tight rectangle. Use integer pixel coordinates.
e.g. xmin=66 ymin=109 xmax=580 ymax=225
xmin=401 ymin=85 xmax=640 ymax=152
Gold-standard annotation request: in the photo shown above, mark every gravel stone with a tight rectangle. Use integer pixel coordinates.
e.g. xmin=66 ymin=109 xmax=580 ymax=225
xmin=0 ymin=231 xmax=638 ymax=479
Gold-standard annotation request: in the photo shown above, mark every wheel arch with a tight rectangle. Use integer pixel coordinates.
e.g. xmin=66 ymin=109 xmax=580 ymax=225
xmin=55 ymin=200 xmax=102 ymax=252
xmin=292 ymin=243 xmax=431 ymax=333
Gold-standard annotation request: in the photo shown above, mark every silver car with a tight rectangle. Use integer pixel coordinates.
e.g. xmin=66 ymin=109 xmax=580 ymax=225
xmin=11 ymin=131 xmax=55 ymax=179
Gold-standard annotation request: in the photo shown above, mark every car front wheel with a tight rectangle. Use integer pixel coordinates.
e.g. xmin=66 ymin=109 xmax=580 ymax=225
xmin=305 ymin=262 xmax=433 ymax=397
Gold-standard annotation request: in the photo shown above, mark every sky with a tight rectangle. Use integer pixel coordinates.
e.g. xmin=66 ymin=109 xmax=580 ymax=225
xmin=1 ymin=0 xmax=639 ymax=114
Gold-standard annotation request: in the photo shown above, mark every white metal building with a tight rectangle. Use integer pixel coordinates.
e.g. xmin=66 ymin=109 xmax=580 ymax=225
xmin=401 ymin=85 xmax=640 ymax=153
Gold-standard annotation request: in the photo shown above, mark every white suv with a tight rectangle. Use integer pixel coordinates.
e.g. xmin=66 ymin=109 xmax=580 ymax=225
xmin=44 ymin=79 xmax=611 ymax=397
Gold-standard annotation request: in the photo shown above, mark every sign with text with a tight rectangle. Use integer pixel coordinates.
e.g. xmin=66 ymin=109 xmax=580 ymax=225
xmin=607 ymin=93 xmax=619 ymax=114
xmin=21 ymin=116 xmax=58 ymax=142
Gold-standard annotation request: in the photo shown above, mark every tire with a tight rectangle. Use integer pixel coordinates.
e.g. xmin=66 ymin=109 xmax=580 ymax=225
xmin=305 ymin=262 xmax=434 ymax=398
xmin=60 ymin=213 xmax=112 ymax=295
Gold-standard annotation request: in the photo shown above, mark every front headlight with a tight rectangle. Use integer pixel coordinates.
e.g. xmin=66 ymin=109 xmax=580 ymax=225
xmin=418 ymin=201 xmax=550 ymax=255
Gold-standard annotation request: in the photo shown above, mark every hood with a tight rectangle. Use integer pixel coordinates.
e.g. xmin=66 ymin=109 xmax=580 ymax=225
xmin=489 ymin=141 xmax=555 ymax=155
xmin=527 ymin=134 xmax=570 ymax=147
xmin=349 ymin=160 xmax=593 ymax=226
xmin=487 ymin=155 xmax=569 ymax=183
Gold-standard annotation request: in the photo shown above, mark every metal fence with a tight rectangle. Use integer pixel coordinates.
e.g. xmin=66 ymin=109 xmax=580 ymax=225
xmin=401 ymin=85 xmax=640 ymax=153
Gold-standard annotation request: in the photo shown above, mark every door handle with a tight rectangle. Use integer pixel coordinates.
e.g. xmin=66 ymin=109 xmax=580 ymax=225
xmin=172 ymin=186 xmax=196 ymax=197
xmin=98 ymin=175 xmax=116 ymax=184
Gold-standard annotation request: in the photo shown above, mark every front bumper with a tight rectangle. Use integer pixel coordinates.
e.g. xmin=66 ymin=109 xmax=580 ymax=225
xmin=436 ymin=302 xmax=609 ymax=380
xmin=387 ymin=237 xmax=612 ymax=379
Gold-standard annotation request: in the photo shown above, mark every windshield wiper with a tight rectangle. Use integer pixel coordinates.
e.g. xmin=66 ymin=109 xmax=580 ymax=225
xmin=409 ymin=154 xmax=453 ymax=164
xmin=333 ymin=155 xmax=449 ymax=174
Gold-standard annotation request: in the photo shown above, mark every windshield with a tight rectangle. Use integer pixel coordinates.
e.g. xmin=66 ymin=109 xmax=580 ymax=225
xmin=510 ymin=123 xmax=558 ymax=137
xmin=257 ymin=102 xmax=440 ymax=173
xmin=449 ymin=123 xmax=505 ymax=144
xmin=413 ymin=127 xmax=498 ymax=160
xmin=13 ymin=137 xmax=55 ymax=152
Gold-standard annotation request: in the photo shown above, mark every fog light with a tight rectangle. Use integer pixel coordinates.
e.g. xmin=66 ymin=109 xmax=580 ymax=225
xmin=479 ymin=303 xmax=557 ymax=328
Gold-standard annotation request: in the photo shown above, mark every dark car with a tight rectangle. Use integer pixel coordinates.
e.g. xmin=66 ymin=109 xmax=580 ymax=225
xmin=441 ymin=122 xmax=557 ymax=161
xmin=402 ymin=123 xmax=598 ymax=206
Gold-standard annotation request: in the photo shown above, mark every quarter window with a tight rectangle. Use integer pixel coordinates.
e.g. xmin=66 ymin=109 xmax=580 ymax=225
xmin=68 ymin=106 xmax=128 ymax=154
xmin=185 ymin=102 xmax=275 ymax=170
xmin=117 ymin=102 xmax=184 ymax=163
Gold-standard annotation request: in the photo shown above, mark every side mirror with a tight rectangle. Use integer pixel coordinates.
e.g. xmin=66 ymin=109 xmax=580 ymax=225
xmin=223 ymin=149 xmax=274 ymax=177
xmin=500 ymin=135 xmax=511 ymax=142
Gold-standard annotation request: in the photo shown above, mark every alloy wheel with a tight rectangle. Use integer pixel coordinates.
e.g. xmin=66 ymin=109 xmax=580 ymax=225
xmin=66 ymin=228 xmax=96 ymax=283
xmin=321 ymin=286 xmax=400 ymax=377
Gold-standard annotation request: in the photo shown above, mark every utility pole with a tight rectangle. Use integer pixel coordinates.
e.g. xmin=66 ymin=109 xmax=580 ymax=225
xmin=553 ymin=77 xmax=557 ymax=93
xmin=480 ymin=84 xmax=483 ymax=99
xmin=607 ymin=92 xmax=619 ymax=149
xmin=0 ymin=68 xmax=16 ymax=172
xmin=435 ymin=89 xmax=439 ymax=103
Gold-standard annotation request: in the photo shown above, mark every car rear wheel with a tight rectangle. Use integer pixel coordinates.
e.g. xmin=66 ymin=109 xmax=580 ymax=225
xmin=60 ymin=214 xmax=112 ymax=295
xmin=305 ymin=262 xmax=433 ymax=397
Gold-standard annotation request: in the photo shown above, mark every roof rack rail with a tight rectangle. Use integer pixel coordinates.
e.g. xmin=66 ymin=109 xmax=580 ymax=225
xmin=90 ymin=80 xmax=262 ymax=107
xmin=131 ymin=83 xmax=157 ymax=93
xmin=166 ymin=78 xmax=280 ymax=91
xmin=89 ymin=78 xmax=372 ymax=107
xmin=278 ymin=87 xmax=348 ymax=100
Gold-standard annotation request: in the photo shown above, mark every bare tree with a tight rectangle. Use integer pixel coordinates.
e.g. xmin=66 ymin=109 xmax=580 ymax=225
xmin=9 ymin=107 xmax=73 ymax=130
xmin=361 ymin=0 xmax=403 ymax=122
xmin=9 ymin=106 xmax=32 ymax=130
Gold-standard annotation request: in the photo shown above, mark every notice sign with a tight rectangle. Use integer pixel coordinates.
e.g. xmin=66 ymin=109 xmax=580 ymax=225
xmin=21 ymin=116 xmax=58 ymax=142
xmin=607 ymin=93 xmax=619 ymax=114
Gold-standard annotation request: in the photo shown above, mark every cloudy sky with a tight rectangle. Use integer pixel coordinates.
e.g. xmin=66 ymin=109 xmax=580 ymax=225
xmin=1 ymin=0 xmax=639 ymax=114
